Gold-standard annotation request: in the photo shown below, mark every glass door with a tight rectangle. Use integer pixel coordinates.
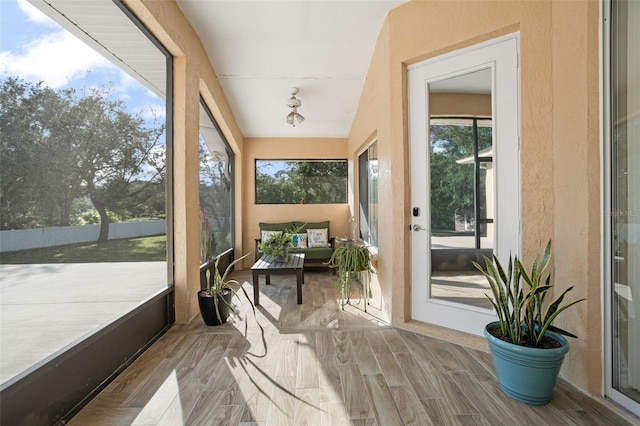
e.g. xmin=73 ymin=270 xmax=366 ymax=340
xmin=408 ymin=35 xmax=519 ymax=336
xmin=607 ymin=0 xmax=640 ymax=416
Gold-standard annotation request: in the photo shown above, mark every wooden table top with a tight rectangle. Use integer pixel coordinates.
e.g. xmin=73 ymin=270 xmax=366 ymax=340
xmin=251 ymin=253 xmax=305 ymax=271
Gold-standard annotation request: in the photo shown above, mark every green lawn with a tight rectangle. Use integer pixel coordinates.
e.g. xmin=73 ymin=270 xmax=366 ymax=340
xmin=0 ymin=235 xmax=167 ymax=264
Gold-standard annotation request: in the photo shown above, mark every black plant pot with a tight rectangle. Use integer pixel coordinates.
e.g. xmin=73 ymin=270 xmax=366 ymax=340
xmin=197 ymin=289 xmax=233 ymax=326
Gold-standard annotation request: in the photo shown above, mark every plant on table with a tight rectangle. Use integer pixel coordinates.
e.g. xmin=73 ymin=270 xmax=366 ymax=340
xmin=326 ymin=241 xmax=374 ymax=309
xmin=472 ymin=240 xmax=586 ymax=404
xmin=198 ymin=252 xmax=254 ymax=325
xmin=258 ymin=224 xmax=305 ymax=262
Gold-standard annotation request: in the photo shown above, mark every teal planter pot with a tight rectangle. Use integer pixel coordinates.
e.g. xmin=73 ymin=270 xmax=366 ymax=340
xmin=484 ymin=321 xmax=569 ymax=405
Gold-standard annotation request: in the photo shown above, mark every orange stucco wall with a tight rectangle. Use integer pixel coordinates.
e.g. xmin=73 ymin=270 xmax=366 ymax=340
xmin=430 ymin=93 xmax=492 ymax=117
xmin=242 ymin=138 xmax=351 ymax=268
xmin=125 ymin=0 xmax=603 ymax=397
xmin=124 ymin=0 xmax=244 ymax=324
xmin=348 ymin=0 xmax=601 ymax=395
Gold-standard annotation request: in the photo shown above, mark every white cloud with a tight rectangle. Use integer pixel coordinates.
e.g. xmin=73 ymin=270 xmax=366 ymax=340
xmin=17 ymin=0 xmax=57 ymax=26
xmin=111 ymin=71 xmax=142 ymax=96
xmin=0 ymin=30 xmax=114 ymax=88
xmin=137 ymin=103 xmax=166 ymax=122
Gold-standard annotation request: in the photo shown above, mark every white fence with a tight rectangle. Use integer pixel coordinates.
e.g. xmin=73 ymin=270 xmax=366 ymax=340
xmin=0 ymin=220 xmax=166 ymax=252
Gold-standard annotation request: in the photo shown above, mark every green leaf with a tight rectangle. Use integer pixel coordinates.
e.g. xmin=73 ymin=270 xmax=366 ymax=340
xmin=475 ymin=240 xmax=585 ymax=348
xmin=546 ymin=324 xmax=578 ymax=339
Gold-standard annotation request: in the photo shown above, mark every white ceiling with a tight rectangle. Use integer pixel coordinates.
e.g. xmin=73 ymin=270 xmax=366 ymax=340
xmin=177 ymin=0 xmax=407 ymax=138
xmin=29 ymin=0 xmax=167 ymax=98
xmin=30 ymin=0 xmax=406 ymax=139
xmin=429 ymin=68 xmax=492 ymax=94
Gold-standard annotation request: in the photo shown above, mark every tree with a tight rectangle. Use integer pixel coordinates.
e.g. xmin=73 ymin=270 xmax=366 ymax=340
xmin=287 ymin=161 xmax=347 ymax=203
xmin=199 ymin=141 xmax=232 ymax=258
xmin=429 ymin=123 xmax=476 ymax=231
xmin=255 ymin=160 xmax=347 ymax=204
xmin=0 ymin=77 xmax=38 ymax=228
xmin=65 ymin=87 xmax=165 ymax=243
xmin=0 ymin=77 xmax=165 ymax=241
xmin=0 ymin=78 xmax=75 ymax=228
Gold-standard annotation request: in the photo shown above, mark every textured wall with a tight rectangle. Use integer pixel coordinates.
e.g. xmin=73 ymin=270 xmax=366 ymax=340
xmin=348 ymin=0 xmax=601 ymax=394
xmin=242 ymin=137 xmax=351 ymax=268
xmin=125 ymin=0 xmax=603 ymax=395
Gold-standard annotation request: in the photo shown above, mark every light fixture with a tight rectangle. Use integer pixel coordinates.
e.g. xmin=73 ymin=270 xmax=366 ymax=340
xmin=285 ymin=87 xmax=305 ymax=126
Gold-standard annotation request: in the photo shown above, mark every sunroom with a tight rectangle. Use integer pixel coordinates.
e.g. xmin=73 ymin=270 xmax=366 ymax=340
xmin=0 ymin=0 xmax=638 ymax=424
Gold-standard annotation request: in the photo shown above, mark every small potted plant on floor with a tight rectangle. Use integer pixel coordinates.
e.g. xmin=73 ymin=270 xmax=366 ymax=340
xmin=326 ymin=241 xmax=374 ymax=309
xmin=198 ymin=252 xmax=253 ymax=326
xmin=473 ymin=240 xmax=585 ymax=405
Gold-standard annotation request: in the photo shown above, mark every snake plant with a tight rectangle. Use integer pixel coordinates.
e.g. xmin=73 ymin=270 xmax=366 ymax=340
xmin=203 ymin=252 xmax=254 ymax=323
xmin=473 ymin=240 xmax=585 ymax=347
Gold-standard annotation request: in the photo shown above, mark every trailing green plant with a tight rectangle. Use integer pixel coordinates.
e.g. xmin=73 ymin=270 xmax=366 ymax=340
xmin=473 ymin=240 xmax=586 ymax=348
xmin=326 ymin=242 xmax=375 ymax=306
xmin=203 ymin=252 xmax=254 ymax=323
xmin=257 ymin=224 xmax=305 ymax=261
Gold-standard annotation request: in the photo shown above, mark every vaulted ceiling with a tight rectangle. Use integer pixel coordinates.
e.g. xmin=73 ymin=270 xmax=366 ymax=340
xmin=177 ymin=0 xmax=406 ymax=138
xmin=32 ymin=0 xmax=407 ymax=139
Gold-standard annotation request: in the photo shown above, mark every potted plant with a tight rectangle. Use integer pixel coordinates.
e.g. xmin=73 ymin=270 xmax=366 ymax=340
xmin=326 ymin=241 xmax=374 ymax=309
xmin=473 ymin=240 xmax=586 ymax=405
xmin=257 ymin=224 xmax=304 ymax=262
xmin=198 ymin=252 xmax=253 ymax=326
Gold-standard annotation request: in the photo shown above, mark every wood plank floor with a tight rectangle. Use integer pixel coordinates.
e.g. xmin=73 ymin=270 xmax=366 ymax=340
xmin=69 ymin=269 xmax=635 ymax=425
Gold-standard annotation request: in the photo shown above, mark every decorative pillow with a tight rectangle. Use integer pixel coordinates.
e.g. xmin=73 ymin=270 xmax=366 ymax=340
xmin=261 ymin=230 xmax=282 ymax=243
xmin=307 ymin=228 xmax=329 ymax=248
xmin=291 ymin=233 xmax=308 ymax=248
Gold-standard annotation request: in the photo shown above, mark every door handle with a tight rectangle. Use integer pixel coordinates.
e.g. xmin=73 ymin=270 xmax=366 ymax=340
xmin=413 ymin=224 xmax=425 ymax=232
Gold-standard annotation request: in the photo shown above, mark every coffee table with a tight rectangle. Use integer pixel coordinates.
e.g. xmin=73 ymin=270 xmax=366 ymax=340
xmin=251 ymin=253 xmax=305 ymax=305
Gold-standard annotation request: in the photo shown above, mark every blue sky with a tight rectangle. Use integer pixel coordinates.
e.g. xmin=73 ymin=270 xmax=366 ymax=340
xmin=0 ymin=0 xmax=164 ymax=122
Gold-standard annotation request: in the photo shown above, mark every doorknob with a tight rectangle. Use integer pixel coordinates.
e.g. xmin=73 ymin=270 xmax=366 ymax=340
xmin=412 ymin=224 xmax=424 ymax=231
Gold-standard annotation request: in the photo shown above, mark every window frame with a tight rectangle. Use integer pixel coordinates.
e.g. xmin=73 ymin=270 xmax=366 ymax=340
xmin=254 ymin=159 xmax=348 ymax=205
xmin=358 ymin=141 xmax=378 ymax=247
xmin=0 ymin=2 xmax=175 ymax=424
xmin=198 ymin=98 xmax=235 ymax=262
xmin=603 ymin=0 xmax=640 ymax=415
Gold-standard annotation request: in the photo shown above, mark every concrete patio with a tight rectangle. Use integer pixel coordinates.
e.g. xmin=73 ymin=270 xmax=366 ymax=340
xmin=0 ymin=262 xmax=168 ymax=385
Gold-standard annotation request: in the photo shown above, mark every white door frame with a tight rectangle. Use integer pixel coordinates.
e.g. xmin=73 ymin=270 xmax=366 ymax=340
xmin=602 ymin=0 xmax=640 ymax=415
xmin=408 ymin=34 xmax=521 ymax=336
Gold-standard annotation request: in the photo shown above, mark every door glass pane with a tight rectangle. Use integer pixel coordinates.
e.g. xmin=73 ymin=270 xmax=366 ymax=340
xmin=611 ymin=0 xmax=640 ymax=405
xmin=427 ymin=68 xmax=494 ymax=308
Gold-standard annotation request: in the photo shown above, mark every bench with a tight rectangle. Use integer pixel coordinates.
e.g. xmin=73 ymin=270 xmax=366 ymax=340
xmin=255 ymin=221 xmax=335 ymax=268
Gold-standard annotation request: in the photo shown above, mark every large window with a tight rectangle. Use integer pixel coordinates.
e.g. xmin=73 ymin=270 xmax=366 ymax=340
xmin=0 ymin=0 xmax=171 ymax=404
xmin=608 ymin=0 xmax=640 ymax=413
xmin=358 ymin=142 xmax=378 ymax=246
xmin=255 ymin=159 xmax=347 ymax=204
xmin=199 ymin=100 xmax=233 ymax=263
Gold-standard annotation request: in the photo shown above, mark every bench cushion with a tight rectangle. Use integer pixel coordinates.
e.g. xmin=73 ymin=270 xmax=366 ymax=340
xmin=294 ymin=221 xmax=330 ymax=234
xmin=290 ymin=246 xmax=333 ymax=260
xmin=259 ymin=222 xmax=295 ymax=232
xmin=257 ymin=221 xmax=334 ymax=264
